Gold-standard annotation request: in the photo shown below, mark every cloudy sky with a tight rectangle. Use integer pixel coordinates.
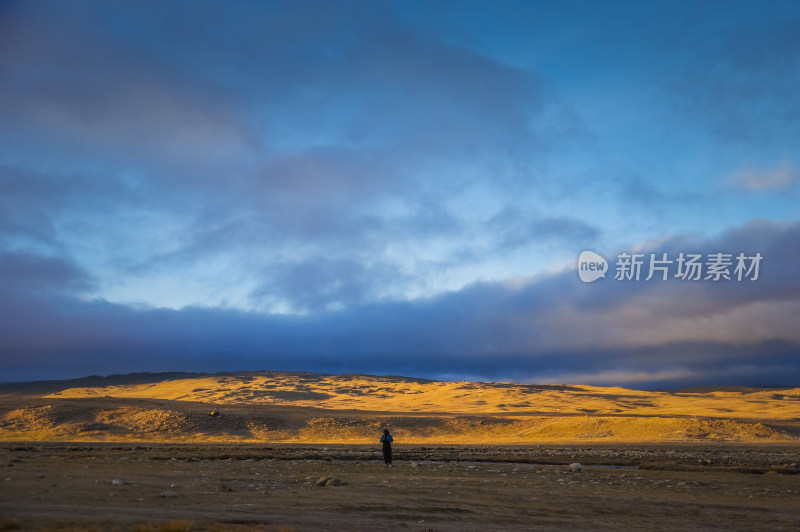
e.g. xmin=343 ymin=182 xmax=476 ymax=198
xmin=1 ymin=0 xmax=799 ymax=387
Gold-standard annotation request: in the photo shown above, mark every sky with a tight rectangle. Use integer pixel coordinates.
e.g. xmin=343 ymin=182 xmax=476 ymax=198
xmin=1 ymin=0 xmax=799 ymax=387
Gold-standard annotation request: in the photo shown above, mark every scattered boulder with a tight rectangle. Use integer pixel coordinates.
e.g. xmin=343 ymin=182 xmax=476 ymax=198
xmin=313 ymin=476 xmax=346 ymax=487
xmin=111 ymin=479 xmax=126 ymax=486
xmin=160 ymin=490 xmax=179 ymax=498
xmin=209 ymin=411 xmax=221 ymax=417
xmin=569 ymin=463 xmax=583 ymax=473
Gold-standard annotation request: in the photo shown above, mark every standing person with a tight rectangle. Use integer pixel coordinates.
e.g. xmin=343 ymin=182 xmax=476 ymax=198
xmin=380 ymin=428 xmax=393 ymax=466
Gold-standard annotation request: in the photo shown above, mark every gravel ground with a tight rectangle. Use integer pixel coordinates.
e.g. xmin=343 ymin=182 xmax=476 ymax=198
xmin=1 ymin=443 xmax=798 ymax=531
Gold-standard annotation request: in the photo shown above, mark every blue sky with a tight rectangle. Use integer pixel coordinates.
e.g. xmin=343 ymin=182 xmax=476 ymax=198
xmin=1 ymin=0 xmax=799 ymax=387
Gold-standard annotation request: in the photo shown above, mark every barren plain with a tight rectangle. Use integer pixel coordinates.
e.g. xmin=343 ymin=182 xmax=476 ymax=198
xmin=0 ymin=371 xmax=798 ymax=530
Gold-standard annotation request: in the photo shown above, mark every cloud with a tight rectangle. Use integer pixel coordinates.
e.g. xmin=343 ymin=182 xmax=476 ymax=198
xmin=668 ymin=10 xmax=800 ymax=143
xmin=1 ymin=2 xmax=798 ymax=388
xmin=0 ymin=0 xmax=587 ymax=311
xmin=728 ymin=163 xmax=799 ymax=191
xmin=1 ymin=219 xmax=798 ymax=388
xmin=488 ymin=207 xmax=600 ymax=252
xmin=0 ymin=251 xmax=92 ymax=296
xmin=0 ymin=0 xmax=552 ymax=172
xmin=249 ymin=257 xmax=407 ymax=313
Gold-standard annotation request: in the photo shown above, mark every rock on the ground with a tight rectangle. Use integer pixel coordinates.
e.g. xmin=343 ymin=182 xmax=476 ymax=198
xmin=314 ymin=475 xmax=346 ymax=487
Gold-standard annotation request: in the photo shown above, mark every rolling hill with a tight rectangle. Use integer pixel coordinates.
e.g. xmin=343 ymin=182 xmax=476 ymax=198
xmin=1 ymin=371 xmax=798 ymax=443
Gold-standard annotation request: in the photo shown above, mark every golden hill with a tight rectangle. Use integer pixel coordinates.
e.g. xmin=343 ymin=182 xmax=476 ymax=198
xmin=41 ymin=371 xmax=800 ymax=420
xmin=1 ymin=371 xmax=798 ymax=443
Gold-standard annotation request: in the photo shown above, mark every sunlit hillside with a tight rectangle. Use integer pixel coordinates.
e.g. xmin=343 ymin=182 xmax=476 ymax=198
xmin=43 ymin=371 xmax=800 ymax=420
xmin=1 ymin=371 xmax=798 ymax=443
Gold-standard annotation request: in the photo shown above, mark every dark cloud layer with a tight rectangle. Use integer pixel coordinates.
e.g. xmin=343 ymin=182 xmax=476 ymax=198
xmin=2 ymin=220 xmax=797 ymax=387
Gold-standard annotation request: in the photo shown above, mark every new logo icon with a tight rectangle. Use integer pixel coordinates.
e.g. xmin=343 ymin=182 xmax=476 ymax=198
xmin=578 ymin=250 xmax=608 ymax=283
